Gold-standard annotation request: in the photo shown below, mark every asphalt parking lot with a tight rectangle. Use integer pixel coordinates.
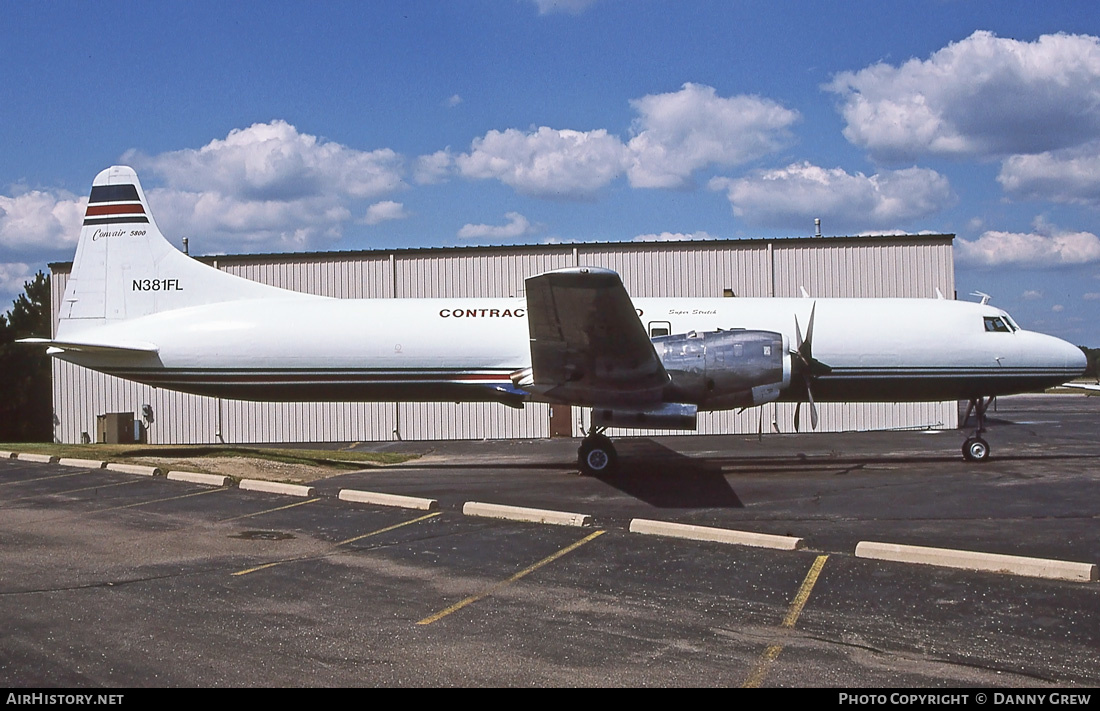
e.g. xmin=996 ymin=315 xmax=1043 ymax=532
xmin=1 ymin=394 xmax=1097 ymax=687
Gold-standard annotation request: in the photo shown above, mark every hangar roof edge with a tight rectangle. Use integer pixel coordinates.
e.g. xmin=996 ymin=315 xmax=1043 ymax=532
xmin=50 ymin=233 xmax=955 ymax=271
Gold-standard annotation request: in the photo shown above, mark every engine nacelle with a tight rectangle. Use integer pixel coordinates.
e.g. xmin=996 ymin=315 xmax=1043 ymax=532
xmin=591 ymin=402 xmax=698 ymax=430
xmin=654 ymin=329 xmax=790 ymax=410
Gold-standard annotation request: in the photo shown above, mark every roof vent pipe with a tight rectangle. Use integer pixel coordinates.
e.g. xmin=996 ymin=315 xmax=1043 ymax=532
xmin=814 ymin=218 xmax=821 ymax=237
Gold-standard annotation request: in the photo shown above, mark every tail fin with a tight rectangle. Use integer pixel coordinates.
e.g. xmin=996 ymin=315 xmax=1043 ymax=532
xmin=58 ymin=166 xmax=301 ymax=337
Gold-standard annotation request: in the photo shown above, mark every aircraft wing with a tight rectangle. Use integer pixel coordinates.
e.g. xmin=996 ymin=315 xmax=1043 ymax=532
xmin=520 ymin=267 xmax=668 ymax=405
xmin=1061 ymin=382 xmax=1100 ymax=394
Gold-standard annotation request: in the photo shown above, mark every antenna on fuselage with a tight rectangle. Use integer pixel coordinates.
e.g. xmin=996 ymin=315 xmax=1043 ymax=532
xmin=970 ymin=291 xmax=992 ymax=305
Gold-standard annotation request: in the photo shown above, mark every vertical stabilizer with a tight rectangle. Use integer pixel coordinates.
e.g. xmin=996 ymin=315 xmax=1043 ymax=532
xmin=58 ymin=166 xmax=307 ymax=338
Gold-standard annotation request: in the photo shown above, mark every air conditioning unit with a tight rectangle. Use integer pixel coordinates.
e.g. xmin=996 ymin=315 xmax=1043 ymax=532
xmin=96 ymin=412 xmax=135 ymax=444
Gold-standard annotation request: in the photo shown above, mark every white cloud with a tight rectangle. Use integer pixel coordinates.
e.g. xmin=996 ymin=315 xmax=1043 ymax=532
xmin=363 ymin=201 xmax=408 ymax=225
xmin=455 ymin=84 xmax=797 ymax=198
xmin=456 ymin=127 xmax=627 ymax=199
xmin=122 ymin=120 xmax=407 ymax=251
xmin=1052 ymin=304 xmax=1065 ymax=313
xmin=146 ymin=188 xmax=351 ymax=250
xmin=1022 ymin=290 xmax=1044 ymax=300
xmin=127 ymin=120 xmax=405 ymax=201
xmin=998 ymin=142 xmax=1100 ymax=205
xmin=955 ymin=228 xmax=1100 ymax=267
xmin=413 ymin=149 xmax=456 ymax=185
xmin=0 ymin=190 xmax=86 ymax=251
xmin=627 ymin=83 xmax=799 ymax=188
xmin=445 ymin=94 xmax=463 ymax=108
xmin=0 ymin=262 xmax=32 ymax=295
xmin=457 ymin=212 xmax=538 ymax=240
xmin=1083 ymin=292 xmax=1100 ymax=300
xmin=633 ymin=231 xmax=716 ymax=242
xmin=826 ymin=31 xmax=1100 ymax=162
xmin=709 ymin=162 xmax=953 ymax=231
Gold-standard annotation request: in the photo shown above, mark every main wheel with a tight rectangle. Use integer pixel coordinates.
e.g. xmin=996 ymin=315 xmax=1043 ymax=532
xmin=962 ymin=437 xmax=990 ymax=462
xmin=578 ymin=434 xmax=618 ymax=476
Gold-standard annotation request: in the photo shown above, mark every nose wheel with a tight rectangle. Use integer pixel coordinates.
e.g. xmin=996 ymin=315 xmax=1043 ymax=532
xmin=961 ymin=396 xmax=994 ymax=463
xmin=578 ymin=430 xmax=617 ymax=476
xmin=962 ymin=436 xmax=990 ymax=462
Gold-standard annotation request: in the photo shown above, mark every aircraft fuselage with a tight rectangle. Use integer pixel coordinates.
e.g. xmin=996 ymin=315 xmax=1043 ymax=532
xmin=54 ymin=294 xmax=1085 ymax=406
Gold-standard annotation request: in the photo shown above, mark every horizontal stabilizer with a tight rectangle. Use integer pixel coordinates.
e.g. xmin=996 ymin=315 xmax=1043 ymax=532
xmin=17 ymin=337 xmax=159 ymax=355
xmin=1061 ymin=382 xmax=1100 ymax=394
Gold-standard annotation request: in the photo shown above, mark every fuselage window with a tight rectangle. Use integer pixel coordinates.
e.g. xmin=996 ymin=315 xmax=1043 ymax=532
xmin=984 ymin=316 xmax=1011 ymax=333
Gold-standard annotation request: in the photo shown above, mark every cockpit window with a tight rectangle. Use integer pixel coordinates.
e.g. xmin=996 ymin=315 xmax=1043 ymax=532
xmin=984 ymin=316 xmax=1011 ymax=333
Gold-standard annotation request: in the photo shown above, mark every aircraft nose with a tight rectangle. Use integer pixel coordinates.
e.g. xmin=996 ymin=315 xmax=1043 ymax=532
xmin=1015 ymin=330 xmax=1085 ymax=376
xmin=1063 ymin=338 xmax=1088 ymax=374
xmin=1040 ymin=333 xmax=1087 ymax=374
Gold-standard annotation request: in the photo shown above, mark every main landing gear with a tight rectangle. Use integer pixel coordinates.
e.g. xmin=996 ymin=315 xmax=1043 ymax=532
xmin=578 ymin=427 xmax=617 ymax=476
xmin=961 ymin=396 xmax=994 ymax=462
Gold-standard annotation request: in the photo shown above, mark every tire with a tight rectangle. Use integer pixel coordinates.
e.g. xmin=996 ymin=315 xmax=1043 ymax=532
xmin=962 ymin=437 xmax=990 ymax=462
xmin=578 ymin=434 xmax=617 ymax=476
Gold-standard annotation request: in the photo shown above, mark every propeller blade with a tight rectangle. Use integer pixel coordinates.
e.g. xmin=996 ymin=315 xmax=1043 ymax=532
xmin=791 ymin=303 xmax=822 ymax=431
xmin=803 ymin=303 xmax=816 ymax=356
xmin=806 ymin=381 xmax=819 ymax=430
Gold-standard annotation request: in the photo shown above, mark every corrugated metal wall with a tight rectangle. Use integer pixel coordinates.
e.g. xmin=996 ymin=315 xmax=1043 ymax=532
xmin=50 ymin=235 xmax=956 ymax=444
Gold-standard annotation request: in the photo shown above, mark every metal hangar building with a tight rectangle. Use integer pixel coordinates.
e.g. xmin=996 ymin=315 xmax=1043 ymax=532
xmin=48 ymin=234 xmax=957 ymax=445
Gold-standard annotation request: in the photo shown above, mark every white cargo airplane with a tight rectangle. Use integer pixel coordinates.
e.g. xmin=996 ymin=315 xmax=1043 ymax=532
xmin=23 ymin=167 xmax=1088 ymax=473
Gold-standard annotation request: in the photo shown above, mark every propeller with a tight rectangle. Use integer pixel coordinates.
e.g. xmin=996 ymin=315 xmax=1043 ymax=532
xmin=791 ymin=303 xmax=825 ymax=432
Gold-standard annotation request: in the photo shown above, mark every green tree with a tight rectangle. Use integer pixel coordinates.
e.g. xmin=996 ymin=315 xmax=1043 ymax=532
xmin=0 ymin=271 xmax=53 ymax=441
xmin=1080 ymin=346 xmax=1099 ymax=380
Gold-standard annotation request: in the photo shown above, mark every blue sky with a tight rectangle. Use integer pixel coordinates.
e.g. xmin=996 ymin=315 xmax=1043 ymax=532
xmin=2 ymin=0 xmax=1099 ymax=345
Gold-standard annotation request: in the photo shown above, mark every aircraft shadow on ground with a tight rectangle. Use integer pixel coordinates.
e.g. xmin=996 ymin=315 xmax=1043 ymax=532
xmin=591 ymin=438 xmax=743 ymax=508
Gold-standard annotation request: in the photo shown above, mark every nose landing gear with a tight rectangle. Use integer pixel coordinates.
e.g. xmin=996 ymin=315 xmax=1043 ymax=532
xmin=961 ymin=396 xmax=993 ymax=462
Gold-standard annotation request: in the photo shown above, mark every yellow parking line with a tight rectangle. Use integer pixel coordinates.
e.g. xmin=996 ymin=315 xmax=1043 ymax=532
xmin=0 ymin=470 xmax=92 ymax=486
xmin=5 ymin=478 xmax=142 ymax=502
xmin=782 ymin=554 xmax=827 ymax=628
xmin=220 ymin=497 xmax=320 ymax=523
xmin=231 ymin=511 xmax=441 ymax=576
xmin=91 ymin=485 xmax=230 ymax=513
xmin=742 ymin=554 xmax=828 ymax=688
xmin=231 ymin=561 xmax=284 ymax=576
xmin=333 ymin=513 xmax=442 ymax=546
xmin=416 ymin=529 xmax=606 ymax=626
